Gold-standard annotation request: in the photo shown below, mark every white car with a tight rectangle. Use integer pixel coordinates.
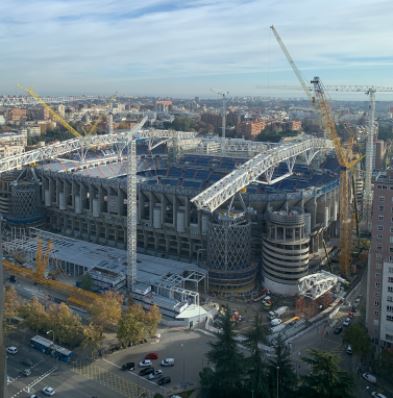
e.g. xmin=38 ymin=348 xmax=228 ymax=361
xmin=371 ymin=393 xmax=387 ymax=398
xmin=147 ymin=369 xmax=163 ymax=380
xmin=6 ymin=346 xmax=18 ymax=355
xmin=138 ymin=359 xmax=152 ymax=368
xmin=362 ymin=372 xmax=377 ymax=384
xmin=42 ymin=386 xmax=56 ymax=396
xmin=270 ymin=318 xmax=282 ymax=327
xmin=161 ymin=358 xmax=175 ymax=367
xmin=346 ymin=345 xmax=352 ymax=355
xmin=342 ymin=317 xmax=351 ymax=327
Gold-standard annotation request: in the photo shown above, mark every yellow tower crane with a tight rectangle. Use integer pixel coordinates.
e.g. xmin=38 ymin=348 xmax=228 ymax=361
xmin=270 ymin=26 xmax=361 ymax=277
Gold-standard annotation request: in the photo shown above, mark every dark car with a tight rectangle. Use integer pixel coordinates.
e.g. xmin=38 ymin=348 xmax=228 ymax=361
xmin=9 ymin=275 xmax=16 ymax=283
xmin=139 ymin=367 xmax=154 ymax=377
xmin=334 ymin=325 xmax=343 ymax=335
xmin=157 ymin=376 xmax=171 ymax=385
xmin=121 ymin=362 xmax=135 ymax=371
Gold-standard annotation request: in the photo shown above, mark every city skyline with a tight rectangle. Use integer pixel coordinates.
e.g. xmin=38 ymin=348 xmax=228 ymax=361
xmin=1 ymin=0 xmax=393 ymax=97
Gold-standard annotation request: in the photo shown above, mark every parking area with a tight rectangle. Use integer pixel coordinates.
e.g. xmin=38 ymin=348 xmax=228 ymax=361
xmin=98 ymin=328 xmax=215 ymax=394
xmin=5 ymin=335 xmax=133 ymax=398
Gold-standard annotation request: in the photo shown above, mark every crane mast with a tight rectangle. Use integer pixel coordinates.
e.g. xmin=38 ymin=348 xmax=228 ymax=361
xmin=311 ymin=77 xmax=354 ymax=277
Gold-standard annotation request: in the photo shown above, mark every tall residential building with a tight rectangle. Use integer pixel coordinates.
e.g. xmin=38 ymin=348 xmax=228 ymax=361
xmin=366 ymin=169 xmax=393 ymax=345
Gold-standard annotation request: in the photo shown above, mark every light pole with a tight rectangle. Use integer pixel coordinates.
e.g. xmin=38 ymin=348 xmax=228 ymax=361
xmin=46 ymin=330 xmax=55 ymax=356
xmin=180 ymin=343 xmax=185 ymax=387
xmin=276 ymin=365 xmax=280 ymax=398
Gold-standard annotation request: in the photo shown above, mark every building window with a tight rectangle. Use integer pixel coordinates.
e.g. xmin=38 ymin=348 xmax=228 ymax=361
xmin=378 ymin=225 xmax=384 ymax=231
xmin=389 ymin=286 xmax=393 ymax=292
xmin=387 ymin=315 xmax=393 ymax=321
xmin=375 ymin=301 xmax=380 ymax=306
xmin=380 ymin=207 xmax=385 ymax=213
xmin=379 ymin=215 xmax=384 ymax=221
xmin=387 ymin=305 xmax=393 ymax=312
xmin=380 ymin=196 xmax=385 ymax=202
xmin=390 ymin=267 xmax=393 ymax=273
xmin=388 ymin=296 xmax=393 ymax=302
xmin=389 ymin=277 xmax=393 ymax=283
xmin=386 ymin=334 xmax=393 ymax=341
xmin=378 ymin=234 xmax=383 ymax=240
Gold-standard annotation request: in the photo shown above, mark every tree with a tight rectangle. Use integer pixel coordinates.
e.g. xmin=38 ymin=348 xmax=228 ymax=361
xmin=79 ymin=273 xmax=93 ymax=291
xmin=268 ymin=334 xmax=297 ymax=398
xmin=18 ymin=297 xmax=50 ymax=333
xmin=4 ymin=286 xmax=20 ymax=320
xmin=343 ymin=324 xmax=371 ymax=362
xmin=200 ymin=306 xmax=246 ymax=398
xmin=243 ymin=315 xmax=270 ymax=397
xmin=82 ymin=323 xmax=104 ymax=356
xmin=89 ymin=291 xmax=122 ymax=332
xmin=144 ymin=305 xmax=161 ymax=338
xmin=117 ymin=305 xmax=146 ymax=348
xmin=299 ymin=350 xmax=353 ymax=398
xmin=47 ymin=302 xmax=84 ymax=347
xmin=376 ymin=348 xmax=393 ymax=380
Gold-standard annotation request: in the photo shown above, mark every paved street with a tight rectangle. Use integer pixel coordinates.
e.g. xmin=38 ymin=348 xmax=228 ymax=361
xmin=99 ymin=328 xmax=215 ymax=395
xmin=5 ymin=340 xmax=117 ymax=398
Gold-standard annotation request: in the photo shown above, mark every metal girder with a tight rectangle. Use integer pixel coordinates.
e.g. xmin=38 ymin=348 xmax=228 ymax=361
xmin=191 ymin=138 xmax=333 ymax=213
xmin=0 ymin=125 xmax=197 ymax=174
xmin=298 ymin=271 xmax=347 ymax=300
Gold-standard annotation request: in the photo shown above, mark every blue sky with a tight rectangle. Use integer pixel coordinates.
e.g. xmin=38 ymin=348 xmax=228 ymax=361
xmin=1 ymin=0 xmax=393 ymax=98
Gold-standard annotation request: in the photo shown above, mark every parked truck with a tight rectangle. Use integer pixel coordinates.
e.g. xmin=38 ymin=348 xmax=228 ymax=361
xmin=268 ymin=306 xmax=289 ymax=320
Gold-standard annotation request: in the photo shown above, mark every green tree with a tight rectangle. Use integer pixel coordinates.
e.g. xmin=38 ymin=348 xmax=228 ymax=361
xmin=79 ymin=273 xmax=93 ymax=291
xmin=299 ymin=350 xmax=353 ymax=398
xmin=144 ymin=304 xmax=161 ymax=338
xmin=243 ymin=315 xmax=270 ymax=397
xmin=376 ymin=348 xmax=393 ymax=380
xmin=82 ymin=323 xmax=104 ymax=356
xmin=117 ymin=304 xmax=146 ymax=347
xmin=268 ymin=334 xmax=297 ymax=398
xmin=89 ymin=291 xmax=122 ymax=333
xmin=47 ymin=302 xmax=84 ymax=347
xmin=172 ymin=116 xmax=196 ymax=131
xmin=200 ymin=306 xmax=246 ymax=398
xmin=343 ymin=323 xmax=371 ymax=362
xmin=18 ymin=297 xmax=50 ymax=333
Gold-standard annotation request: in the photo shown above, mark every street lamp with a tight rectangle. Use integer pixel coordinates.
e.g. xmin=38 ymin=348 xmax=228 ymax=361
xmin=46 ymin=330 xmax=55 ymax=356
xmin=180 ymin=343 xmax=185 ymax=387
xmin=276 ymin=365 xmax=280 ymax=398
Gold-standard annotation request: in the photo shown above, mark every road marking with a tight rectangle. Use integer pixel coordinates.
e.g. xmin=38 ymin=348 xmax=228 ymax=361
xmin=102 ymin=358 xmax=121 ymax=369
xmin=10 ymin=366 xmax=58 ymax=398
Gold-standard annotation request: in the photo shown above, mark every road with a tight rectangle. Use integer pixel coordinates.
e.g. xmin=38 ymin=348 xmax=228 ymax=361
xmin=98 ymin=328 xmax=215 ymax=395
xmin=6 ymin=338 xmax=117 ymax=398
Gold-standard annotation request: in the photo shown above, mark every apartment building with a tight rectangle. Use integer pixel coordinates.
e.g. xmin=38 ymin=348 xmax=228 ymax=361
xmin=366 ymin=169 xmax=393 ymax=345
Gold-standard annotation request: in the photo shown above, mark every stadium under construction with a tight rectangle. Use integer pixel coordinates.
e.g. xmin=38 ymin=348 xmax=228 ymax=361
xmin=0 ymin=133 xmax=341 ymax=311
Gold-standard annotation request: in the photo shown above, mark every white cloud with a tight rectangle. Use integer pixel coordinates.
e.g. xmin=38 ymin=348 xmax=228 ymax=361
xmin=0 ymin=0 xmax=392 ymax=96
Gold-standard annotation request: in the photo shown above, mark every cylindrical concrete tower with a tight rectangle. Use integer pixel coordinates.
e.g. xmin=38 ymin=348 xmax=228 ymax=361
xmin=207 ymin=212 xmax=256 ymax=296
xmin=262 ymin=209 xmax=310 ymax=296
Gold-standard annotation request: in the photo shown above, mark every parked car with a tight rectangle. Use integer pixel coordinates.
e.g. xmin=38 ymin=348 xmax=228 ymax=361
xmin=145 ymin=352 xmax=158 ymax=360
xmin=157 ymin=376 xmax=171 ymax=385
xmin=6 ymin=346 xmax=18 ymax=355
xmin=147 ymin=369 xmax=163 ymax=380
xmin=355 ymin=296 xmax=361 ymax=304
xmin=371 ymin=393 xmax=387 ymax=398
xmin=9 ymin=275 xmax=16 ymax=283
xmin=362 ymin=372 xmax=377 ymax=384
xmin=139 ymin=359 xmax=152 ymax=368
xmin=22 ymin=368 xmax=31 ymax=376
xmin=346 ymin=345 xmax=352 ymax=355
xmin=139 ymin=367 xmax=154 ymax=377
xmin=121 ymin=362 xmax=135 ymax=371
xmin=42 ymin=386 xmax=56 ymax=396
xmin=161 ymin=358 xmax=175 ymax=367
xmin=343 ymin=317 xmax=351 ymax=327
xmin=334 ymin=325 xmax=343 ymax=335
xmin=270 ymin=318 xmax=282 ymax=327
xmin=29 ymin=395 xmax=39 ymax=398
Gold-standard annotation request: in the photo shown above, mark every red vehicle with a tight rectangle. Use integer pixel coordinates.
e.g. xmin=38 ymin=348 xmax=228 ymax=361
xmin=145 ymin=352 xmax=158 ymax=360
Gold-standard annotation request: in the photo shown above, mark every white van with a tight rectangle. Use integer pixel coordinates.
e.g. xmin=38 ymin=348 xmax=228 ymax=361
xmin=362 ymin=373 xmax=377 ymax=384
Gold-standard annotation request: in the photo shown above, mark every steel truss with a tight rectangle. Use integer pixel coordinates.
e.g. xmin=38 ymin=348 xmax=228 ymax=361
xmin=191 ymin=138 xmax=333 ymax=213
xmin=298 ymin=270 xmax=347 ymax=300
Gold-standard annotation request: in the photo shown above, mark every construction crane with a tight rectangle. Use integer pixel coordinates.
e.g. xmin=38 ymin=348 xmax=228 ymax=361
xmin=311 ymin=77 xmax=363 ymax=276
xmin=270 ymin=26 xmax=314 ymax=103
xmin=270 ymin=26 xmax=360 ymax=277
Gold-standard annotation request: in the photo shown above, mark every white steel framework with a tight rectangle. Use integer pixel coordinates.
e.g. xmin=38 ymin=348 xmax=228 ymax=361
xmin=298 ymin=271 xmax=347 ymax=300
xmin=191 ymin=138 xmax=333 ymax=213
